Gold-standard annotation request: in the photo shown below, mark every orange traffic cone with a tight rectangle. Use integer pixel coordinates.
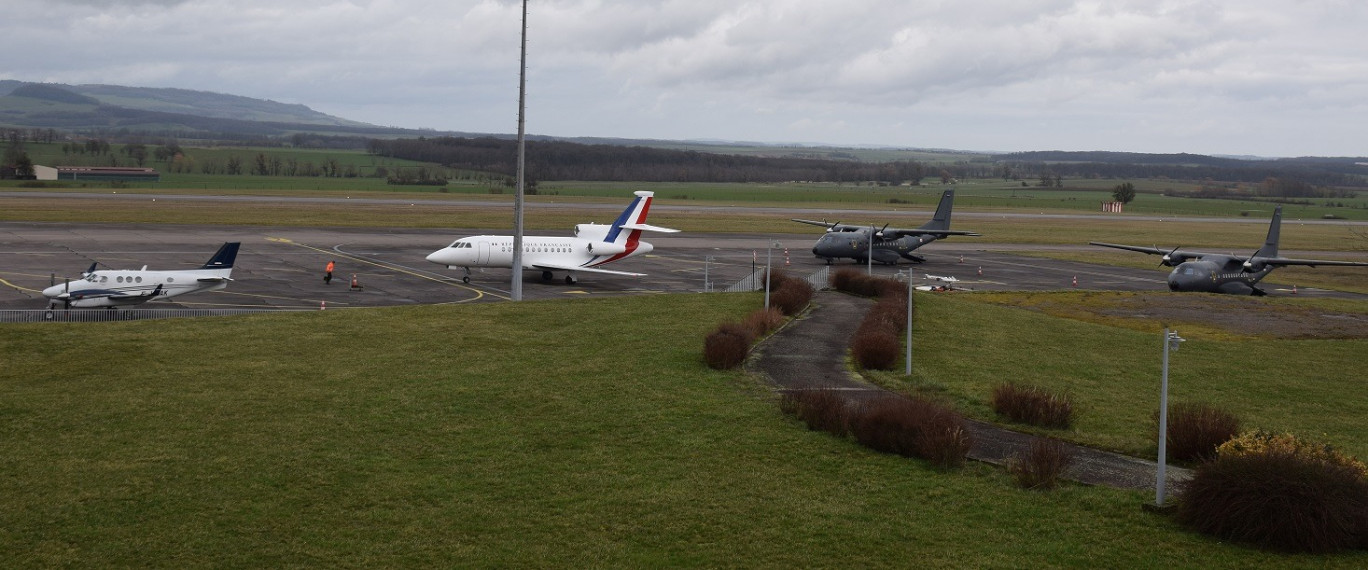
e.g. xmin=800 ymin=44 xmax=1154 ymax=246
xmin=320 ymin=300 xmax=327 ymax=310
xmin=1071 ymin=275 xmax=1078 ymax=287
xmin=977 ymin=266 xmax=983 ymax=276
xmin=1292 ymin=284 xmax=1297 ymax=294
xmin=350 ymin=273 xmax=362 ymax=291
xmin=784 ymin=248 xmax=791 ymax=266
xmin=959 ymin=254 xmax=964 ymax=263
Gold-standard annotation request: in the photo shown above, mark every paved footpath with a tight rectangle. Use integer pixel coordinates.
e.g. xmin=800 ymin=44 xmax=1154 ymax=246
xmin=748 ymin=289 xmax=1190 ymax=492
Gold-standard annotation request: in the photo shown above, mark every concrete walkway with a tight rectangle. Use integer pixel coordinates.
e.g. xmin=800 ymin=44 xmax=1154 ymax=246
xmin=748 ymin=289 xmax=1190 ymax=492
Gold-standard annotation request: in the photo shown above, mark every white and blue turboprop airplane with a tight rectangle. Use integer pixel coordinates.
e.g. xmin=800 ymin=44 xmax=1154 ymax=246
xmin=43 ymin=242 xmax=240 ymax=309
xmin=426 ymin=191 xmax=679 ymax=284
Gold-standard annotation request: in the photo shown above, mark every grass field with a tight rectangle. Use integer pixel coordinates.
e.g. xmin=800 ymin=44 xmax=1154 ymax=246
xmin=2 ymin=294 xmax=1366 ymax=566
xmin=867 ymin=292 xmax=1368 ymax=459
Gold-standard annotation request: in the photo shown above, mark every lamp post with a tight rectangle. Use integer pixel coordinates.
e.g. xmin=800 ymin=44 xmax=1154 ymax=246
xmin=905 ymin=269 xmax=914 ymax=375
xmin=1156 ymin=327 xmax=1185 ymax=506
xmin=764 ymin=241 xmax=780 ymax=309
xmin=867 ymin=226 xmax=874 ymax=276
xmin=510 ymin=0 xmax=528 ymax=301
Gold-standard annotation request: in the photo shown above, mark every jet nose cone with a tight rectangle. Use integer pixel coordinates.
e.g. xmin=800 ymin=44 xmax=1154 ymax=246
xmin=425 ymin=250 xmax=443 ymax=264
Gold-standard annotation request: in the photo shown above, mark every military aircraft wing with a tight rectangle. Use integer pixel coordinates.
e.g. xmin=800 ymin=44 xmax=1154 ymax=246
xmin=1254 ymin=256 xmax=1368 ymax=268
xmin=884 ymin=228 xmax=981 ymax=238
xmin=1089 ymin=242 xmax=1218 ymax=264
xmin=792 ymin=219 xmax=979 ymax=236
xmin=791 ymin=219 xmax=857 ymax=231
xmin=1090 ymin=242 xmax=1173 ymax=255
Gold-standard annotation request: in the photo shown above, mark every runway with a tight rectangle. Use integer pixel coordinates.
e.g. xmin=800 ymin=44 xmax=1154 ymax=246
xmin=0 ymin=222 xmax=1361 ymax=311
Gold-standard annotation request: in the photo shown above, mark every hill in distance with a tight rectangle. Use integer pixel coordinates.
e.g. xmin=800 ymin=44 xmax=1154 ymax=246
xmin=0 ymin=80 xmax=370 ymax=128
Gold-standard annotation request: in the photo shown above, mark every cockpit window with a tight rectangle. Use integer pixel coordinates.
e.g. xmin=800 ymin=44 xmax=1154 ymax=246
xmin=1182 ymin=267 xmax=1195 ymax=275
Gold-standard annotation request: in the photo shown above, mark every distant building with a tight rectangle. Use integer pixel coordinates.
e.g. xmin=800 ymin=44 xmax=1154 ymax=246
xmin=34 ymin=165 xmax=160 ymax=182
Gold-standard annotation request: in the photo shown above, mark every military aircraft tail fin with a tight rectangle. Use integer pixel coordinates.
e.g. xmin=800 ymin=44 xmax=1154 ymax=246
xmin=918 ymin=189 xmax=956 ymax=231
xmin=1260 ymin=206 xmax=1282 ymax=259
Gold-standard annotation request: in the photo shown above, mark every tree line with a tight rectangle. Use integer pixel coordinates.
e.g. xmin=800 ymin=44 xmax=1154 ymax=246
xmin=367 ymin=137 xmax=928 ymax=185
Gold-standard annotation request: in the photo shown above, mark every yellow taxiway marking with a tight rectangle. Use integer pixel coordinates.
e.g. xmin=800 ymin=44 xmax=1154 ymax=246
xmin=267 ymin=237 xmax=508 ymax=302
xmin=0 ymin=277 xmax=43 ymax=294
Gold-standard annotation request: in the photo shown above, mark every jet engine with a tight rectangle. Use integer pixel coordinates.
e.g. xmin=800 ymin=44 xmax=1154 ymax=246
xmin=586 ymin=241 xmax=627 ymax=256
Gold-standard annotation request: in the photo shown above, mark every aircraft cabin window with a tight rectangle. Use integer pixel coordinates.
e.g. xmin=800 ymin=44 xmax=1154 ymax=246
xmin=136 ymin=276 xmax=142 ymax=283
xmin=117 ymin=276 xmax=124 ymax=283
xmin=101 ymin=276 xmax=108 ymax=283
xmin=168 ymin=277 xmax=175 ymax=283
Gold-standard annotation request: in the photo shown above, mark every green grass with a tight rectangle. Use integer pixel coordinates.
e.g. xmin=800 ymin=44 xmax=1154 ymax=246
xmin=868 ymin=292 xmax=1368 ymax=459
xmin=3 ymin=294 xmax=1366 ymax=566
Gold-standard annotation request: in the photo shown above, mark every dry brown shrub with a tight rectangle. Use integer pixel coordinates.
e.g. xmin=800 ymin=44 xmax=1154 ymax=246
xmin=703 ymin=322 xmax=754 ymax=369
xmin=991 ymin=383 xmax=1074 ymax=429
xmin=851 ymin=330 xmax=899 ymax=370
xmin=1008 ymin=438 xmax=1073 ymax=490
xmin=779 ymin=388 xmax=850 ymax=436
xmin=741 ymin=308 xmax=786 ymax=338
xmin=1157 ymin=402 xmax=1241 ymax=463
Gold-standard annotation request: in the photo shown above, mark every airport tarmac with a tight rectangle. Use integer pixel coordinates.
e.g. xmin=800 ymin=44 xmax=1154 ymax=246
xmin=1 ymin=221 xmax=1363 ymax=311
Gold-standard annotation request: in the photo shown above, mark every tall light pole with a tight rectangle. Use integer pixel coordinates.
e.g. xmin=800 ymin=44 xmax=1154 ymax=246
xmin=1156 ymin=327 xmax=1185 ymax=506
xmin=905 ymin=270 xmax=914 ymax=375
xmin=763 ymin=241 xmax=780 ymax=310
xmin=867 ymin=225 xmax=874 ymax=276
xmin=510 ymin=0 xmax=528 ymax=301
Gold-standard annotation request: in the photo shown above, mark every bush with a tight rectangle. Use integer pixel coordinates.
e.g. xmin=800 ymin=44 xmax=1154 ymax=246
xmin=741 ymin=308 xmax=786 ymax=338
xmin=860 ymin=297 xmax=907 ymax=335
xmin=851 ymin=330 xmax=900 ymax=370
xmin=830 ymin=268 xmax=858 ymax=292
xmin=1177 ymin=450 xmax=1368 ymax=553
xmin=830 ymin=269 xmax=903 ymax=298
xmin=769 ymin=278 xmax=814 ymax=316
xmin=1218 ymin=430 xmax=1367 ymax=477
xmin=991 ymin=383 xmax=1073 ymax=429
xmin=847 ymin=395 xmax=972 ymax=469
xmin=1158 ymin=402 xmax=1240 ymax=463
xmin=703 ymin=322 xmax=754 ymax=370
xmin=1008 ymin=438 xmax=1073 ymax=490
xmin=779 ymin=388 xmax=849 ymax=436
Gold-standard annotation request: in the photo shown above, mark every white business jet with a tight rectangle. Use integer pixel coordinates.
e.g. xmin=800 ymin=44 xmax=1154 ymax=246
xmin=426 ymin=191 xmax=679 ymax=284
xmin=43 ymin=242 xmax=240 ymax=309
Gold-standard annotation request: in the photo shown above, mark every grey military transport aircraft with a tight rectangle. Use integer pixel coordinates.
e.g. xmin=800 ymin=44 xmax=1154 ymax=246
xmin=793 ymin=189 xmax=980 ymax=264
xmin=1090 ymin=206 xmax=1368 ymax=295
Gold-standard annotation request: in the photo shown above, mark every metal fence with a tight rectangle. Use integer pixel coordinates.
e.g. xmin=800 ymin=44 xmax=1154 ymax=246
xmin=723 ymin=266 xmax=830 ymax=293
xmin=0 ymin=308 xmax=315 ymax=324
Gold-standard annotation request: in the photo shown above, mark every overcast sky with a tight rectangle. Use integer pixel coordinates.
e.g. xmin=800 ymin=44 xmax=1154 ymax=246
xmin=5 ymin=0 xmax=1366 ymax=157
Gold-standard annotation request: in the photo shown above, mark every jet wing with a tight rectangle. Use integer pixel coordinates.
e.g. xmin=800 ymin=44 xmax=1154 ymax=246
xmin=196 ymin=277 xmax=233 ymax=283
xmin=530 ymin=262 xmax=645 ymax=277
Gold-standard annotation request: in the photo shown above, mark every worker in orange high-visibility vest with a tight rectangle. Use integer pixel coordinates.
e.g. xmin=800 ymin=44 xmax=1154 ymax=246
xmin=324 ymin=260 xmax=335 ymax=285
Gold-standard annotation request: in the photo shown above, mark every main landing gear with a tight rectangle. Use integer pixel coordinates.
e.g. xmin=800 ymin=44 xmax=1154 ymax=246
xmin=541 ymin=270 xmax=577 ymax=285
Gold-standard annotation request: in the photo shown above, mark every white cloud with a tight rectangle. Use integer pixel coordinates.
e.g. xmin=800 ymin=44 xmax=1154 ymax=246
xmin=2 ymin=0 xmax=1366 ymax=156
